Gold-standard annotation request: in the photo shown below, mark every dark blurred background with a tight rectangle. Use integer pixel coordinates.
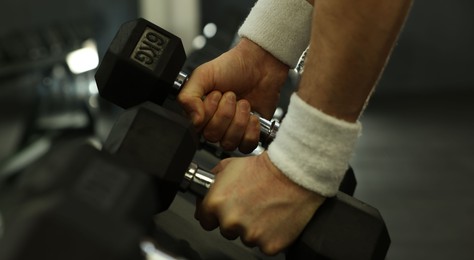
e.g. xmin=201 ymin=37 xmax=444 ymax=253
xmin=0 ymin=0 xmax=473 ymax=259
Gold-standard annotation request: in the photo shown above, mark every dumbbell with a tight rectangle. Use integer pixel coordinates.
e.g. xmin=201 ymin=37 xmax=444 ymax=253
xmin=0 ymin=101 xmax=387 ymax=259
xmin=102 ymin=100 xmax=390 ymax=259
xmin=95 ymin=18 xmax=279 ymax=148
xmin=95 ymin=18 xmax=357 ymax=196
xmin=98 ymin=92 xmax=388 ymax=259
xmin=94 ymin=19 xmax=390 ymax=258
xmin=0 ymin=102 xmax=200 ymax=260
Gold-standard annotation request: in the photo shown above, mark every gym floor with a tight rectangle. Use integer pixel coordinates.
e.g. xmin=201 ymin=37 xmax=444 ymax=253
xmin=152 ymin=87 xmax=474 ymax=260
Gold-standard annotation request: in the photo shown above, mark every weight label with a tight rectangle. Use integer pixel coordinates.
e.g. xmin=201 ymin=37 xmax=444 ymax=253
xmin=131 ymin=27 xmax=170 ymax=70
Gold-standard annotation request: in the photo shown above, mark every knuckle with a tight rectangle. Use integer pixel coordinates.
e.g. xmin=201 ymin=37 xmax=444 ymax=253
xmin=260 ymin=242 xmax=282 ymax=256
xmin=216 ymin=108 xmax=234 ymax=121
xmin=203 ymin=128 xmax=222 ymax=143
xmin=238 ymin=140 xmax=258 ymax=154
xmin=220 ymin=140 xmax=238 ymax=151
xmin=205 ymin=197 xmax=223 ymax=212
xmin=192 ymin=114 xmax=205 ymax=128
xmin=203 ymin=193 xmax=227 ymax=215
xmin=241 ymin=228 xmax=261 ymax=247
xmin=203 ymin=133 xmax=218 ymax=143
xmin=199 ymin=220 xmax=217 ymax=231
xmin=233 ymin=117 xmax=248 ymax=129
xmin=220 ymin=216 xmax=242 ymax=233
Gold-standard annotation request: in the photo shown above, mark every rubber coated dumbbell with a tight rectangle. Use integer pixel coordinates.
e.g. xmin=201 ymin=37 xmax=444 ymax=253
xmin=94 ymin=18 xmax=390 ymax=258
xmin=95 ymin=18 xmax=279 ymax=147
xmin=0 ymin=103 xmax=209 ymax=260
xmin=0 ymin=103 xmax=256 ymax=260
xmin=102 ymin=100 xmax=390 ymax=259
xmin=0 ymin=101 xmax=387 ymax=260
xmin=94 ymin=17 xmax=357 ymax=196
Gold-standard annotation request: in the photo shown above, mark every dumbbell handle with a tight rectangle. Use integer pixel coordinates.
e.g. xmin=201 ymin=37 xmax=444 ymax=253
xmin=173 ymin=71 xmax=280 ymax=147
xmin=180 ymin=162 xmax=214 ymax=198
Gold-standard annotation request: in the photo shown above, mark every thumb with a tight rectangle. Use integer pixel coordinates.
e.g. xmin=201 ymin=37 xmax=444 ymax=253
xmin=177 ymin=90 xmax=205 ymax=127
xmin=177 ymin=66 xmax=216 ymax=128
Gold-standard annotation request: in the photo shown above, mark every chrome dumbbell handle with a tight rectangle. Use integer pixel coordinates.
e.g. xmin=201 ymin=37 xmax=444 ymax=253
xmin=174 ymin=71 xmax=280 ymax=147
xmin=257 ymin=116 xmax=280 ymax=147
xmin=180 ymin=162 xmax=215 ymax=198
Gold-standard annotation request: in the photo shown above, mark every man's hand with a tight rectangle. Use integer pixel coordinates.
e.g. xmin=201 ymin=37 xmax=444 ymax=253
xmin=177 ymin=38 xmax=289 ymax=153
xmin=194 ymin=152 xmax=326 ymax=255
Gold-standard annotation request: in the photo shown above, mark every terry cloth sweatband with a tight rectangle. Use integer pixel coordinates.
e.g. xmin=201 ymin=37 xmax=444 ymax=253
xmin=238 ymin=0 xmax=313 ymax=68
xmin=267 ymin=93 xmax=362 ymax=197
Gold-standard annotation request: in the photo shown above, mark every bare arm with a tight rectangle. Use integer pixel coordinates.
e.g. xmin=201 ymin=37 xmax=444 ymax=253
xmin=194 ymin=0 xmax=414 ymax=256
xmin=299 ymin=0 xmax=413 ymax=122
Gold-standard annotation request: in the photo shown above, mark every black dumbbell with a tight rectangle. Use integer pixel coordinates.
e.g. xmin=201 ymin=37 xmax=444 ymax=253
xmin=0 ymin=102 xmax=199 ymax=260
xmin=95 ymin=18 xmax=357 ymax=196
xmin=95 ymin=18 xmax=390 ymax=258
xmin=104 ymin=100 xmax=355 ymax=206
xmin=104 ymin=102 xmax=198 ymax=212
xmin=101 ymin=101 xmax=389 ymax=259
xmin=0 ymin=101 xmax=386 ymax=259
xmin=182 ymin=163 xmax=391 ymax=260
xmin=95 ymin=18 xmax=279 ymax=147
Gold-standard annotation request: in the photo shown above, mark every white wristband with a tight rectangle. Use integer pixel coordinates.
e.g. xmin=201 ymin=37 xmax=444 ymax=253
xmin=267 ymin=94 xmax=362 ymax=197
xmin=238 ymin=0 xmax=313 ymax=68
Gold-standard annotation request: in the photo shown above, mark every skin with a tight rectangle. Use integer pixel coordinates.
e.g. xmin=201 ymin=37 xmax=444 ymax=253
xmin=178 ymin=38 xmax=289 ymax=153
xmin=178 ymin=0 xmax=413 ymax=255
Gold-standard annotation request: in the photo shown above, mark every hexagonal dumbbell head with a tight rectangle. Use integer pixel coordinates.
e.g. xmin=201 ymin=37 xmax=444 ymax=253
xmin=103 ymin=102 xmax=198 ymax=212
xmin=95 ymin=18 xmax=186 ymax=108
xmin=286 ymin=192 xmax=391 ymax=260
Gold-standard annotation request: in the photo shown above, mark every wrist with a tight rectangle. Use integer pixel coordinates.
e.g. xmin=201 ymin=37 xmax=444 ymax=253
xmin=233 ymin=38 xmax=290 ymax=118
xmin=267 ymin=93 xmax=361 ymax=197
xmin=235 ymin=38 xmax=289 ymax=71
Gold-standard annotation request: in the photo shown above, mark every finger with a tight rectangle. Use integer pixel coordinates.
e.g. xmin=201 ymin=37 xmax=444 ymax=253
xmin=220 ymin=226 xmax=240 ymax=241
xmin=200 ymin=91 xmax=222 ymax=131
xmin=220 ymin=99 xmax=251 ymax=151
xmin=202 ymin=92 xmax=237 ymax=143
xmin=195 ymin=167 xmax=221 ymax=231
xmin=240 ymin=228 xmax=259 ymax=248
xmin=177 ymin=65 xmax=215 ymax=127
xmin=195 ymin=198 xmax=219 ymax=231
xmin=196 ymin=159 xmax=233 ymax=232
xmin=238 ymin=115 xmax=261 ymax=154
xmin=241 ymin=237 xmax=258 ymax=249
xmin=217 ymin=196 xmax=244 ymax=241
xmin=197 ymin=211 xmax=219 ymax=231
xmin=177 ymin=92 xmax=205 ymax=128
xmin=219 ymin=222 xmax=242 ymax=241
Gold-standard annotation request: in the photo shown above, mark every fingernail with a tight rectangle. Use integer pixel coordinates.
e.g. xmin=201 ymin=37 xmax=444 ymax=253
xmin=225 ymin=92 xmax=236 ymax=104
xmin=239 ymin=101 xmax=250 ymax=113
xmin=210 ymin=91 xmax=221 ymax=105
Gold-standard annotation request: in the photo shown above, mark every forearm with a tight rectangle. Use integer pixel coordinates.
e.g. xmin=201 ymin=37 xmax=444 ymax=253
xmin=299 ymin=0 xmax=413 ymax=122
xmin=267 ymin=0 xmax=413 ymax=197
